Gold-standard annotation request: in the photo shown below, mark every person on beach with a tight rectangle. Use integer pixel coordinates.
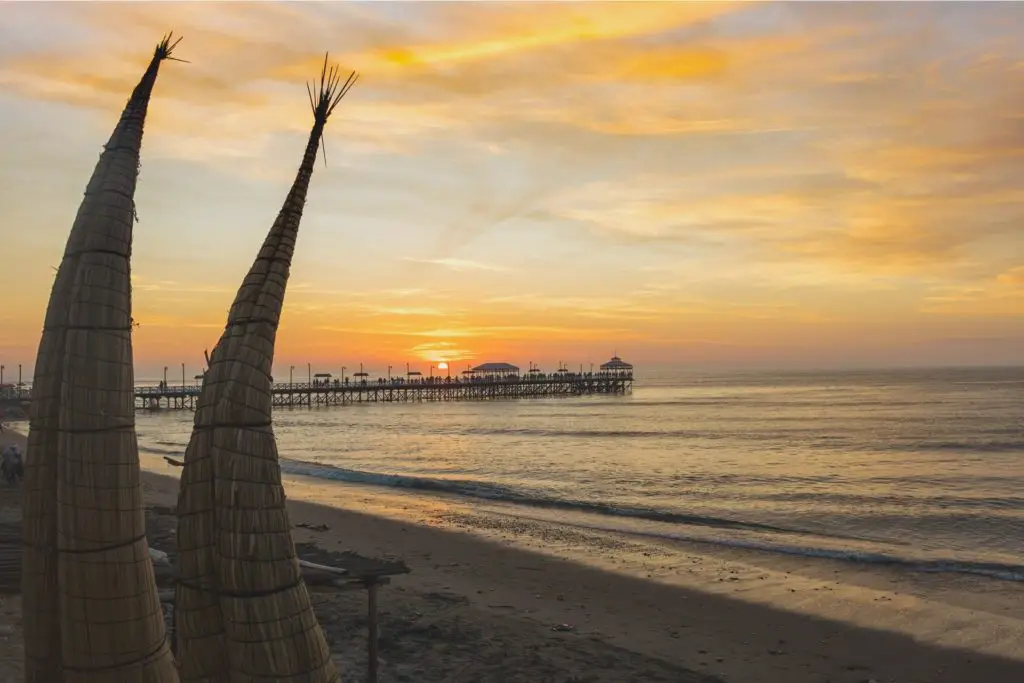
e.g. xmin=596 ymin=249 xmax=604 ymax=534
xmin=1 ymin=442 xmax=23 ymax=485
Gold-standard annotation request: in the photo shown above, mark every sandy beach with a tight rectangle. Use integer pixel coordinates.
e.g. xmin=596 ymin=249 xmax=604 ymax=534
xmin=2 ymin=426 xmax=1023 ymax=682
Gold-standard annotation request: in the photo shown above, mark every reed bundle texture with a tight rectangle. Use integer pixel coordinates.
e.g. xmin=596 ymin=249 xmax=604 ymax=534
xmin=22 ymin=35 xmax=183 ymax=683
xmin=175 ymin=56 xmax=357 ymax=683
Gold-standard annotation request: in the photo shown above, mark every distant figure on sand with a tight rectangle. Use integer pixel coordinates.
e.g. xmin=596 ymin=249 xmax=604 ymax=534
xmin=1 ymin=442 xmax=23 ymax=485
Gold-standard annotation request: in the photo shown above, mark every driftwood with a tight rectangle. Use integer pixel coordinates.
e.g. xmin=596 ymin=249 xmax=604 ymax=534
xmin=298 ymin=558 xmax=348 ymax=576
xmin=163 ymin=456 xmax=185 ymax=467
xmin=153 ymin=558 xmax=352 ymax=590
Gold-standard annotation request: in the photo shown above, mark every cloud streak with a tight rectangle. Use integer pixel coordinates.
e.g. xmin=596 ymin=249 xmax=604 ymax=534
xmin=401 ymin=257 xmax=514 ymax=272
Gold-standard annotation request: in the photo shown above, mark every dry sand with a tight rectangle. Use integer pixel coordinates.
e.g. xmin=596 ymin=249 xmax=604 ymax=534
xmin=2 ymin=425 xmax=1024 ymax=682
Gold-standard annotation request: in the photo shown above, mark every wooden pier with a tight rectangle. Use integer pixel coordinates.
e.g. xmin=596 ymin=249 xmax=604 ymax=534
xmin=132 ymin=373 xmax=633 ymax=411
xmin=3 ymin=358 xmax=636 ymax=413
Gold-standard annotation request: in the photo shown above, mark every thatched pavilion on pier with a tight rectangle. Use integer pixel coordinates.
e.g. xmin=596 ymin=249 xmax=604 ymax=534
xmin=599 ymin=355 xmax=634 ymax=377
xmin=468 ymin=362 xmax=521 ymax=379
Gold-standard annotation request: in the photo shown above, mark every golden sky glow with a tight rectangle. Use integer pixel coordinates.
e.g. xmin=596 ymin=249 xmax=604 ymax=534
xmin=0 ymin=1 xmax=1022 ymax=378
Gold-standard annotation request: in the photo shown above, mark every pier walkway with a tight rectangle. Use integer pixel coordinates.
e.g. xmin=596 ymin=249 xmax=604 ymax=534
xmin=132 ymin=373 xmax=633 ymax=411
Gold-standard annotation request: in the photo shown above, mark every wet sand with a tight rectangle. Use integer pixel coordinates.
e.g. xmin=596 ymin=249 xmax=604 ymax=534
xmin=2 ymin=425 xmax=1023 ymax=682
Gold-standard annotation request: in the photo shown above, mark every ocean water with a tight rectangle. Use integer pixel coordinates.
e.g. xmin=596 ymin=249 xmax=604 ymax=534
xmin=135 ymin=366 xmax=1024 ymax=581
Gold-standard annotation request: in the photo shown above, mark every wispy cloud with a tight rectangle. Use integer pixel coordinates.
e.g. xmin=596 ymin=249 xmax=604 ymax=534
xmin=401 ymin=257 xmax=514 ymax=272
xmin=132 ymin=278 xmax=233 ymax=295
xmin=361 ymin=306 xmax=453 ymax=317
xmin=1 ymin=2 xmax=1022 ymax=370
xmin=408 ymin=341 xmax=476 ymax=363
xmin=922 ymin=267 xmax=1024 ymax=318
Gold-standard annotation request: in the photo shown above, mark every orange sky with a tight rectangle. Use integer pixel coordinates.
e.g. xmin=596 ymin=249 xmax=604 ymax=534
xmin=0 ymin=1 xmax=1022 ymax=380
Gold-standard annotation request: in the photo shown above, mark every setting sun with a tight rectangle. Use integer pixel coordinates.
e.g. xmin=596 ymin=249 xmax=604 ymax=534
xmin=437 ymin=362 xmax=449 ymax=370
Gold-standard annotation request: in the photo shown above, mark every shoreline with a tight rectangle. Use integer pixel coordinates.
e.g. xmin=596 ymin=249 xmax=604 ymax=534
xmin=277 ymin=457 xmax=1024 ymax=581
xmin=2 ymin=427 xmax=1023 ymax=681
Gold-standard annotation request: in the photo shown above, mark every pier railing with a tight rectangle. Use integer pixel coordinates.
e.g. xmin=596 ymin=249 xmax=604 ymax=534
xmin=0 ymin=387 xmax=31 ymax=402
